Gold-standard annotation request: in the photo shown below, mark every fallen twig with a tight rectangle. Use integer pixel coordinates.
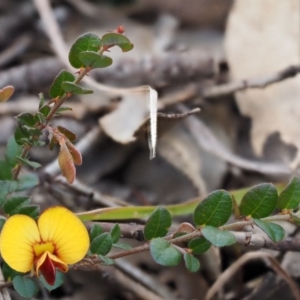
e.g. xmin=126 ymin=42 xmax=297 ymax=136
xmin=205 ymin=252 xmax=300 ymax=300
xmin=203 ymin=65 xmax=300 ymax=99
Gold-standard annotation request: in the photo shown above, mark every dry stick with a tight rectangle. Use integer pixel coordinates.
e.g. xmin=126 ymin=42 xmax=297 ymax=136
xmin=205 ymin=252 xmax=300 ymax=300
xmin=112 ymin=268 xmax=164 ymax=300
xmin=0 ymin=34 xmax=32 ymax=68
xmin=0 ymin=268 xmax=11 ymax=300
xmin=179 ymin=105 xmax=293 ymax=176
xmin=115 ymin=259 xmax=176 ymax=300
xmin=203 ymin=65 xmax=300 ymax=99
xmin=233 ymin=232 xmax=300 ymax=252
xmin=85 ymin=221 xmax=300 ymax=252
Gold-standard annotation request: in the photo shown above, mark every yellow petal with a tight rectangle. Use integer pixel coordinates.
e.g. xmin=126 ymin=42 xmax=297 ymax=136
xmin=0 ymin=215 xmax=41 ymax=272
xmin=38 ymin=207 xmax=89 ymax=264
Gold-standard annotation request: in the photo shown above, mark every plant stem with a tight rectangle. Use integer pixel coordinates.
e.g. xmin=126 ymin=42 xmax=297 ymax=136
xmin=95 ymin=214 xmax=292 ymax=262
xmin=12 ymin=147 xmax=30 ymax=180
xmin=45 ymin=67 xmax=89 ymax=123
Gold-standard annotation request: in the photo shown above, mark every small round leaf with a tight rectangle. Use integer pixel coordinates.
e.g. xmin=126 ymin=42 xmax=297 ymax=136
xmin=277 ymin=176 xmax=300 ymax=210
xmin=110 ymin=223 xmax=121 ymax=243
xmin=188 ymin=237 xmax=211 ymax=254
xmin=240 ymin=183 xmax=278 ymax=218
xmin=201 ymin=226 xmax=236 ymax=247
xmin=90 ymin=223 xmax=103 ymax=241
xmin=144 ymin=207 xmax=172 ymax=240
xmin=69 ymin=33 xmax=102 ymax=68
xmin=61 ymin=82 xmax=93 ymax=95
xmin=90 ymin=232 xmax=113 ymax=255
xmin=194 ymin=190 xmax=233 ymax=227
xmin=184 ymin=253 xmax=200 ymax=273
xmin=150 ymin=238 xmax=181 ymax=266
xmin=13 ymin=276 xmax=39 ymax=299
xmin=253 ymin=219 xmax=285 ymax=242
xmin=101 ymin=33 xmax=133 ymax=52
xmin=79 ymin=51 xmax=112 ymax=68
xmin=3 ymin=196 xmax=30 ymax=216
xmin=18 ymin=205 xmax=40 ymax=219
xmin=49 ymin=70 xmax=75 ymax=98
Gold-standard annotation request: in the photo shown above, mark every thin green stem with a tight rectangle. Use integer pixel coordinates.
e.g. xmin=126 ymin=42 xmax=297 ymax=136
xmin=45 ymin=67 xmax=89 ymax=124
xmin=12 ymin=147 xmax=30 ymax=180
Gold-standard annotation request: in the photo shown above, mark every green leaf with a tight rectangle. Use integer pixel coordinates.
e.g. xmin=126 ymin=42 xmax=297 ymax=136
xmin=0 ymin=180 xmax=18 ymax=200
xmin=193 ymin=190 xmax=233 ymax=227
xmin=14 ymin=126 xmax=30 ymax=145
xmin=253 ymin=219 xmax=285 ymax=242
xmin=201 ymin=226 xmax=236 ymax=247
xmin=101 ymin=33 xmax=133 ymax=52
xmin=90 ymin=223 xmax=103 ymax=241
xmin=49 ymin=70 xmax=75 ymax=98
xmin=150 ymin=238 xmax=181 ymax=266
xmin=79 ymin=51 xmax=112 ymax=68
xmin=61 ymin=82 xmax=93 ymax=95
xmin=39 ymin=105 xmax=51 ymax=117
xmin=3 ymin=196 xmax=30 ymax=216
xmin=113 ymin=243 xmax=132 ymax=250
xmin=90 ymin=232 xmax=112 ymax=255
xmin=144 ymin=206 xmax=172 ymax=240
xmin=98 ymin=255 xmax=114 ymax=265
xmin=2 ymin=261 xmax=21 ymax=280
xmin=18 ymin=205 xmax=40 ymax=219
xmin=16 ymin=157 xmax=41 ymax=170
xmin=240 ymin=183 xmax=278 ymax=218
xmin=6 ymin=136 xmax=22 ymax=167
xmin=188 ymin=237 xmax=211 ymax=254
xmin=184 ymin=253 xmax=200 ymax=273
xmin=110 ymin=223 xmax=121 ymax=243
xmin=40 ymin=271 xmax=64 ymax=292
xmin=17 ymin=173 xmax=39 ymax=191
xmin=277 ymin=176 xmax=300 ymax=210
xmin=69 ymin=33 xmax=102 ymax=68
xmin=13 ymin=276 xmax=38 ymax=299
xmin=57 ymin=126 xmax=77 ymax=142
xmin=0 ymin=160 xmax=13 ymax=180
xmin=16 ymin=112 xmax=38 ymax=126
xmin=15 ymin=118 xmax=42 ymax=137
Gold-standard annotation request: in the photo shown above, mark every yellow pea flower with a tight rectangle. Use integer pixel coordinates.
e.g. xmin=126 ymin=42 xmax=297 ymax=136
xmin=0 ymin=206 xmax=89 ymax=285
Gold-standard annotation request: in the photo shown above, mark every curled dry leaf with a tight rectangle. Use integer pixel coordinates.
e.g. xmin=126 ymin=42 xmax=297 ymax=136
xmin=66 ymin=140 xmax=82 ymax=165
xmin=58 ymin=142 xmax=76 ymax=184
xmin=0 ymin=86 xmax=14 ymax=102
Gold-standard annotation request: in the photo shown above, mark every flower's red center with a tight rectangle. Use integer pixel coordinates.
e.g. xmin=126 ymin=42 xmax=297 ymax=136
xmin=39 ymin=253 xmax=56 ymax=285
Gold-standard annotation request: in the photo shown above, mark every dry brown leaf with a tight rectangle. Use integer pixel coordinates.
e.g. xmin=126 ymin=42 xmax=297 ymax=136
xmin=158 ymin=127 xmax=207 ymax=194
xmin=99 ymin=92 xmax=150 ymax=145
xmin=225 ymin=0 xmax=300 ymax=167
